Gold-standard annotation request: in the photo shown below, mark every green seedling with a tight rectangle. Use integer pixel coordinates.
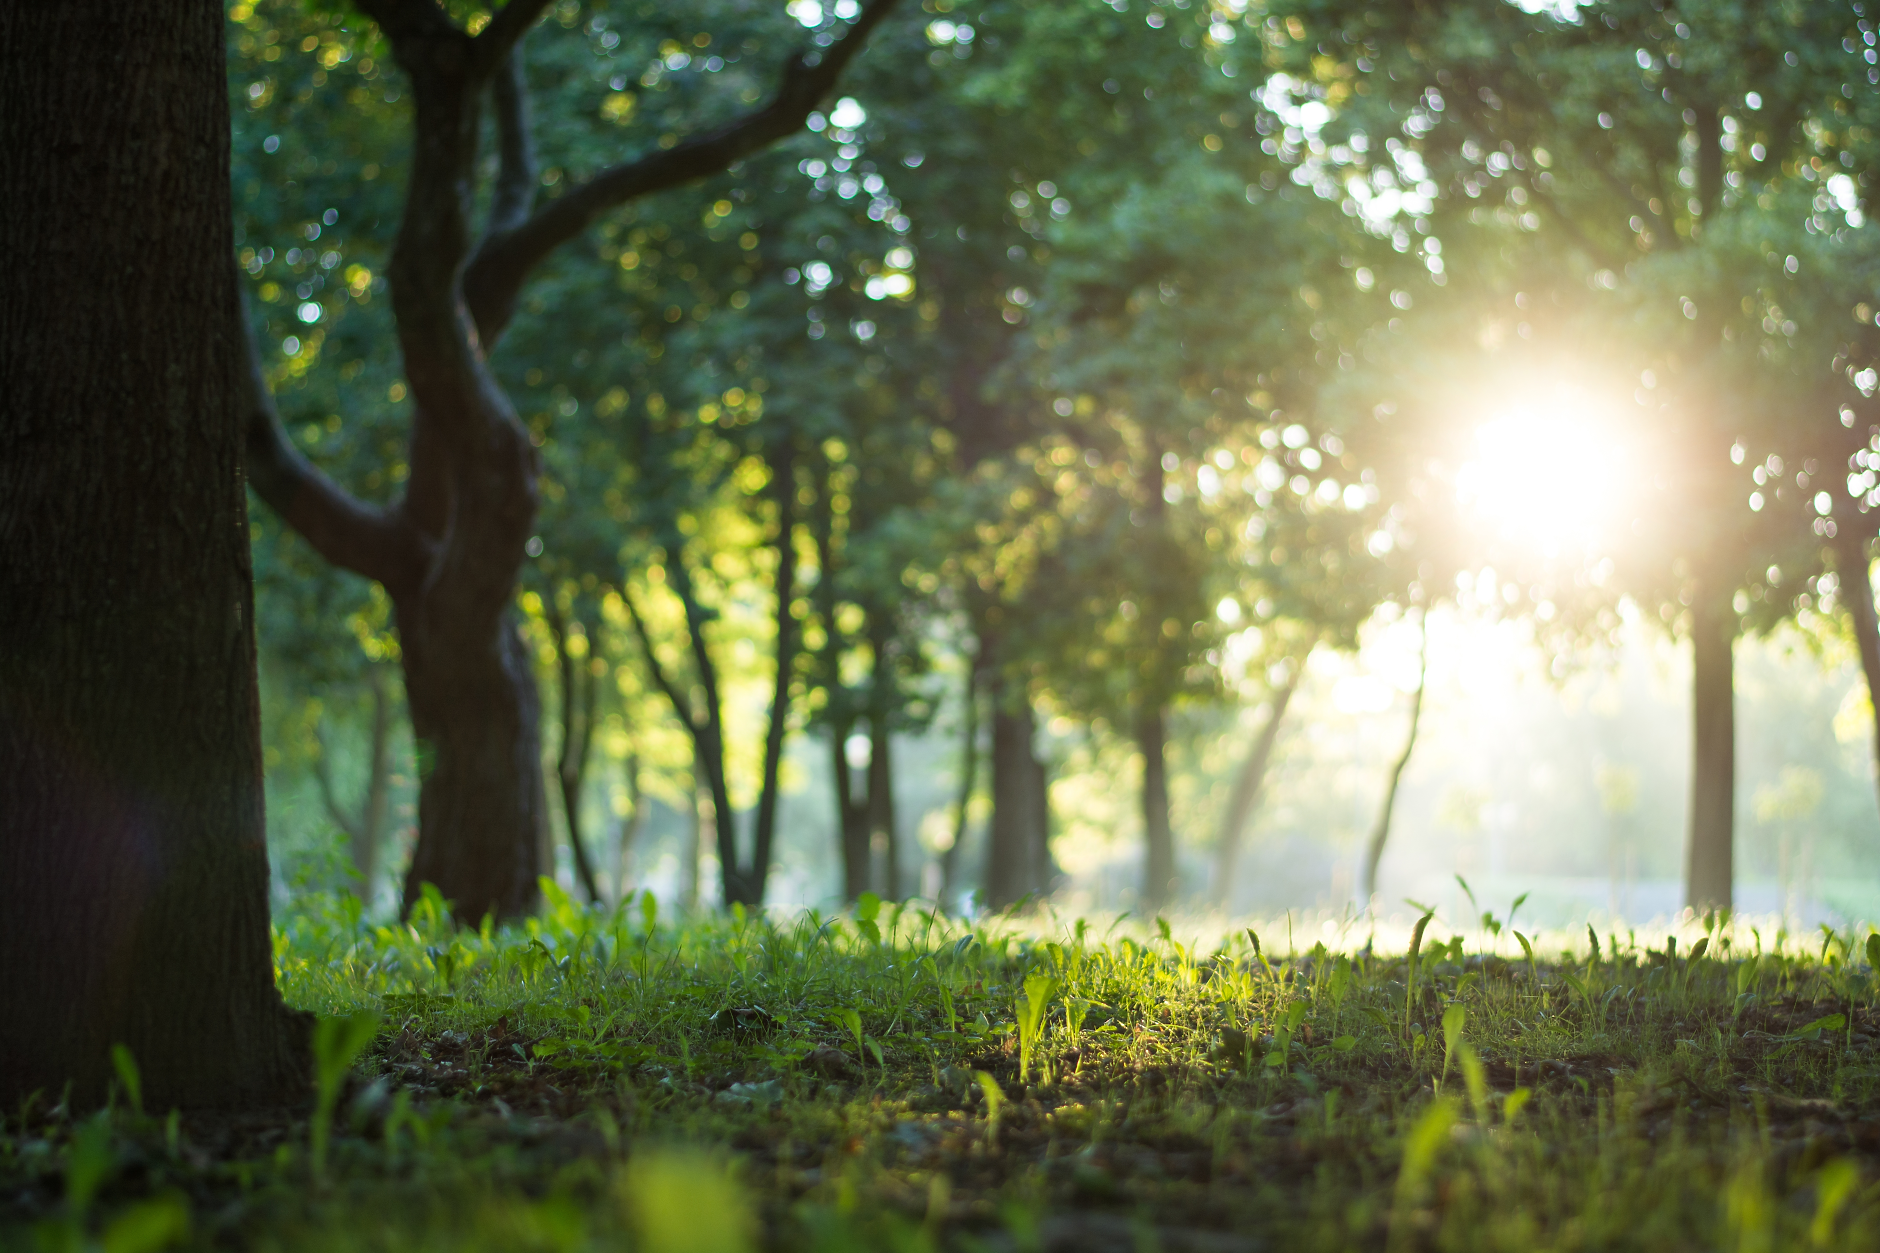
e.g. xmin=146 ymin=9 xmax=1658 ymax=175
xmin=833 ymin=1007 xmax=865 ymax=1060
xmin=109 ymin=1044 xmax=143 ymax=1120
xmin=854 ymin=892 xmax=882 ymax=945
xmin=1403 ymin=909 xmax=1435 ymax=1043
xmin=1015 ymin=970 xmax=1059 ymax=1083
xmin=1267 ymin=999 xmax=1310 ymax=1069
xmin=311 ymin=1011 xmax=381 ymax=1183
xmin=1440 ymin=1004 xmax=1466 ymax=1091
xmin=975 ymin=1071 xmax=1003 ymax=1147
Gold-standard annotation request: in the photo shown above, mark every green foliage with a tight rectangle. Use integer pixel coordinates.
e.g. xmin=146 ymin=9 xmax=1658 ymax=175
xmin=11 ymin=897 xmax=1880 ymax=1249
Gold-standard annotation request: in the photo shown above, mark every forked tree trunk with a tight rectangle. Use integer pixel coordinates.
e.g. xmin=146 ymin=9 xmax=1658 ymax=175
xmin=1834 ymin=529 xmax=1880 ymax=817
xmin=0 ymin=0 xmax=308 ymax=1109
xmin=1211 ymin=666 xmax=1302 ymax=908
xmin=1686 ymin=576 xmax=1737 ymax=911
xmin=243 ymin=0 xmax=897 ymax=924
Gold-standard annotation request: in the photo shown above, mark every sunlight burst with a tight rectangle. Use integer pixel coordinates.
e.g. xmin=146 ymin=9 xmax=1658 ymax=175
xmin=1455 ymin=383 xmax=1632 ymax=557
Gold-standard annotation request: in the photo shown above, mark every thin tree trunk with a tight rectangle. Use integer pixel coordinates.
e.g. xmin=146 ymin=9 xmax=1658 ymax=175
xmin=1686 ymin=577 xmax=1736 ymax=911
xmin=1211 ymin=665 xmax=1302 ymax=908
xmin=866 ymin=615 xmax=898 ymax=898
xmin=833 ymin=720 xmax=872 ymax=900
xmin=1139 ymin=704 xmax=1176 ymax=912
xmin=1834 ymin=530 xmax=1880 ymax=816
xmin=984 ymin=649 xmax=1048 ymax=910
xmin=1360 ymin=613 xmax=1428 ymax=909
xmin=743 ymin=443 xmax=801 ymax=907
xmin=0 ymin=0 xmax=308 ymax=1108
xmin=547 ymin=606 xmax=602 ymax=903
xmin=616 ymin=444 xmax=798 ymax=908
xmin=313 ymin=668 xmax=395 ymax=902
xmin=1029 ymin=734 xmax=1054 ymax=895
xmin=684 ymin=776 xmax=704 ymax=912
xmin=939 ymin=654 xmax=981 ymax=906
xmin=868 ymin=712 xmax=898 ymax=897
xmin=814 ymin=460 xmax=871 ymax=901
xmin=617 ymin=750 xmax=643 ymax=902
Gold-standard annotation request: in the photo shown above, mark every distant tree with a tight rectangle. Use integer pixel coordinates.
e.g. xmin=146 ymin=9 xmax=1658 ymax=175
xmin=0 ymin=1 xmax=307 ymax=1107
xmin=1284 ymin=0 xmax=1876 ymax=909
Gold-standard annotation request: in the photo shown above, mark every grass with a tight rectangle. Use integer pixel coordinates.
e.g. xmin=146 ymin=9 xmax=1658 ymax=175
xmin=8 ymin=883 xmax=1880 ymax=1251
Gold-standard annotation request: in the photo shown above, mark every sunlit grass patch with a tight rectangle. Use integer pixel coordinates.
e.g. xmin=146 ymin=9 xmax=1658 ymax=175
xmin=7 ymin=889 xmax=1880 ymax=1251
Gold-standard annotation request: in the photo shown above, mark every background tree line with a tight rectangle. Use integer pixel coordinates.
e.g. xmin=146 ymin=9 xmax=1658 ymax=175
xmin=237 ymin=0 xmax=1880 ymax=924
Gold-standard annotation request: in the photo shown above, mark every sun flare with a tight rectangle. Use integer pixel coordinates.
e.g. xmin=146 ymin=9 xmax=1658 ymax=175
xmin=1455 ymin=382 xmax=1633 ymax=557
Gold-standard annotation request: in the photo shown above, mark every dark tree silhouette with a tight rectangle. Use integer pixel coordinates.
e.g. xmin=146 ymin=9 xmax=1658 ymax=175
xmin=0 ymin=0 xmax=308 ymax=1109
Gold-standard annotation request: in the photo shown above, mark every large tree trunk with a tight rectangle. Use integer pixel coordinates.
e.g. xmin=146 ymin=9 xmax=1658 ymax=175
xmin=1211 ymin=666 xmax=1302 ymax=908
xmin=0 ymin=0 xmax=308 ymax=1109
xmin=1360 ymin=613 xmax=1427 ymax=908
xmin=1138 ymin=705 xmax=1177 ymax=912
xmin=398 ymin=607 xmax=547 ymax=922
xmin=1686 ymin=577 xmax=1736 ymax=911
xmin=1834 ymin=530 xmax=1880 ymax=817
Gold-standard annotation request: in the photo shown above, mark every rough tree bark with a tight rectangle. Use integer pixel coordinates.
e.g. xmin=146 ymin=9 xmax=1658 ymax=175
xmin=1360 ymin=614 xmax=1427 ymax=909
xmin=1138 ymin=705 xmax=1176 ymax=912
xmin=243 ymin=0 xmax=898 ymax=924
xmin=1211 ymin=664 xmax=1302 ymax=909
xmin=1685 ymin=572 xmax=1737 ymax=911
xmin=0 ymin=0 xmax=308 ymax=1108
xmin=313 ymin=668 xmax=395 ymax=902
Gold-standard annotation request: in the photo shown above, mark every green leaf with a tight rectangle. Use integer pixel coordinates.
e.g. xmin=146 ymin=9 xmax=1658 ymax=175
xmin=1790 ymin=1013 xmax=1846 ymax=1038
xmin=855 ymin=891 xmax=881 ymax=924
xmin=1441 ymin=1004 xmax=1466 ymax=1051
xmin=111 ymin=1043 xmax=144 ymax=1118
xmin=1330 ymin=1035 xmax=1358 ymax=1052
xmin=100 ymin=1194 xmax=190 ymax=1253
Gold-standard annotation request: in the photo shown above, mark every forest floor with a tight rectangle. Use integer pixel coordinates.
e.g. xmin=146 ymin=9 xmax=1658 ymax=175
xmin=8 ymin=888 xmax=1880 ymax=1252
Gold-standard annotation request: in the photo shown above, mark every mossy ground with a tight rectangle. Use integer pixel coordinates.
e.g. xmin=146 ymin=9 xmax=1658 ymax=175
xmin=9 ymin=887 xmax=1880 ymax=1252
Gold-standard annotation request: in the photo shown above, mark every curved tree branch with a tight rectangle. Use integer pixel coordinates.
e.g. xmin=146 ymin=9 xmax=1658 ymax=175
xmin=464 ymin=0 xmax=901 ymax=342
xmin=239 ymin=285 xmax=429 ymax=592
xmin=485 ymin=46 xmax=538 ymax=240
